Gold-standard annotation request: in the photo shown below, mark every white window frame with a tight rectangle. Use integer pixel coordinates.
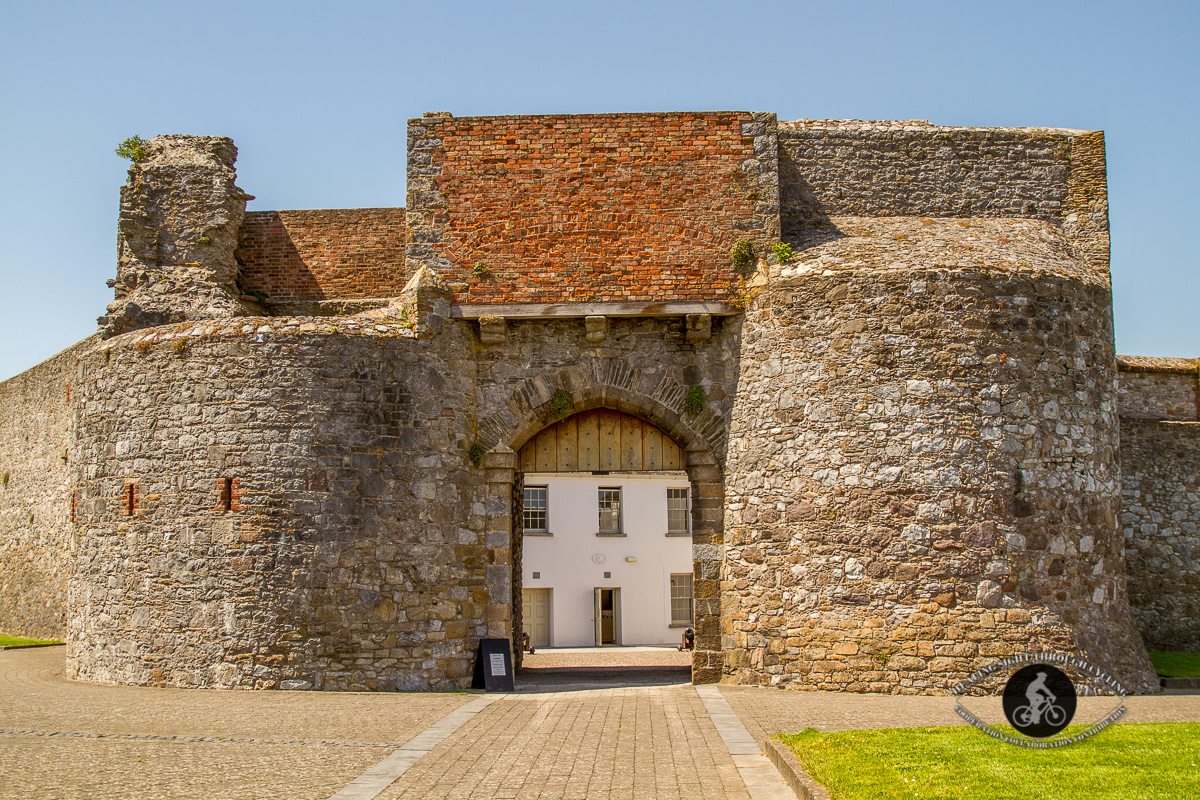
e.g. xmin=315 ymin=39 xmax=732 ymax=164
xmin=523 ymin=486 xmax=549 ymax=535
xmin=667 ymin=487 xmax=690 ymax=536
xmin=670 ymin=573 xmax=694 ymax=626
xmin=597 ymin=487 xmax=623 ymax=536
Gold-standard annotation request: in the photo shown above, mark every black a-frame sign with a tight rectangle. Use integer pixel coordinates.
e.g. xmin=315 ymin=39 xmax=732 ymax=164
xmin=471 ymin=638 xmax=514 ymax=692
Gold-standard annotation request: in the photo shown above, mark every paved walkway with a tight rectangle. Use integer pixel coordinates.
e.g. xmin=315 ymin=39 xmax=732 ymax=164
xmin=3 ymin=647 xmax=1198 ymax=799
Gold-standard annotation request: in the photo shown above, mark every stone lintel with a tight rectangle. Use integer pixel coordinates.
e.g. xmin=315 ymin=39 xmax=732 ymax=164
xmin=452 ymin=301 xmax=740 ymax=320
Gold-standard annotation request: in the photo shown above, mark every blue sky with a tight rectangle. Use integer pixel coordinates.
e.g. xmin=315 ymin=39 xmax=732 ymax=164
xmin=1 ymin=0 xmax=1196 ymax=380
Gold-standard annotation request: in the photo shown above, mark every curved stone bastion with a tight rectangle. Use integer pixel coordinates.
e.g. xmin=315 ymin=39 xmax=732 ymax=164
xmin=723 ymin=216 xmax=1159 ymax=693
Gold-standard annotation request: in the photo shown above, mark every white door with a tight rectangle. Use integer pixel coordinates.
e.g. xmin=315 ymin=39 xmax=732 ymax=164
xmin=523 ymin=588 xmax=551 ymax=648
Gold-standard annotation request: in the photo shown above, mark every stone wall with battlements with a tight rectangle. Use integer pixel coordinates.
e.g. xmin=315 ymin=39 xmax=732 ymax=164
xmin=405 ymin=111 xmax=779 ymax=306
xmin=237 ymin=209 xmax=408 ymax=304
xmin=0 ymin=338 xmax=92 ymax=641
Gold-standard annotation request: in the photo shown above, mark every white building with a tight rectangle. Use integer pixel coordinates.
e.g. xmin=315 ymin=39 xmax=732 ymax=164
xmin=520 ymin=471 xmax=694 ymax=648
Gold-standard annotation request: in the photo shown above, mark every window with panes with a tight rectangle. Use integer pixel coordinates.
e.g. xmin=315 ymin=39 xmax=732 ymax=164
xmin=523 ymin=486 xmax=548 ymax=533
xmin=598 ymin=487 xmax=621 ymax=533
xmin=670 ymin=573 xmax=694 ymax=625
xmin=667 ymin=487 xmax=689 ymax=534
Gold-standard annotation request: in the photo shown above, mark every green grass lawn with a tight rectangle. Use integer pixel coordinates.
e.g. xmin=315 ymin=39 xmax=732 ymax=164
xmin=0 ymin=635 xmax=61 ymax=647
xmin=1148 ymin=651 xmax=1200 ymax=678
xmin=779 ymin=722 xmax=1199 ymax=800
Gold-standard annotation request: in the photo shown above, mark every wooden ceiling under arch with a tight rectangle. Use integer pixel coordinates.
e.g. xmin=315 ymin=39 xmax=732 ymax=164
xmin=517 ymin=408 xmax=684 ymax=473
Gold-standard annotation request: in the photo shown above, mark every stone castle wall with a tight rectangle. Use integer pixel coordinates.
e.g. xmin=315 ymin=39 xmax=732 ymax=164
xmin=98 ymin=137 xmax=252 ymax=338
xmin=0 ymin=339 xmax=91 ymax=640
xmin=1 ymin=117 xmax=1185 ymax=696
xmin=1117 ymin=355 xmax=1200 ymax=652
xmin=777 ymin=121 xmax=1110 ymax=272
xmin=65 ymin=303 xmax=740 ymax=689
xmin=721 ymin=215 xmax=1158 ymax=694
xmin=68 ymin=316 xmax=481 ymax=690
xmin=1116 ymin=356 xmax=1198 ymax=421
xmin=1121 ymin=419 xmax=1200 ymax=650
xmin=237 ymin=209 xmax=407 ymax=304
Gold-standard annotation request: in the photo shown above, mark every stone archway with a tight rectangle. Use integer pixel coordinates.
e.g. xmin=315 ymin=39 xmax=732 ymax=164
xmin=478 ymin=373 xmax=726 ymax=684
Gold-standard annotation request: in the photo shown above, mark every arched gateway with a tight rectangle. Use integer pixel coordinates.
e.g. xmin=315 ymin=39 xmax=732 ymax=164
xmin=483 ymin=403 xmax=726 ymax=683
xmin=514 ymin=409 xmax=690 ymax=655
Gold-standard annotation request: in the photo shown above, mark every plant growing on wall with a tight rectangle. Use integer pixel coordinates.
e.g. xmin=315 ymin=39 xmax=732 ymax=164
xmin=550 ymin=390 xmax=573 ymax=420
xmin=683 ymin=385 xmax=706 ymax=416
xmin=468 ymin=442 xmax=485 ymax=468
xmin=771 ymin=242 xmax=795 ymax=265
xmin=2 ymin=472 xmax=8 ymax=488
xmin=730 ymin=240 xmax=755 ymax=276
xmin=115 ymin=136 xmax=150 ymax=162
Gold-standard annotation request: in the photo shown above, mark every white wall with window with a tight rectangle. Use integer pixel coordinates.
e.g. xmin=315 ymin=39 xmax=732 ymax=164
xmin=521 ymin=472 xmax=692 ymax=648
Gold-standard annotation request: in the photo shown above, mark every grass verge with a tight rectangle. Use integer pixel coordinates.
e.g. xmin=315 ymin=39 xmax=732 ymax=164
xmin=0 ymin=635 xmax=61 ymax=647
xmin=779 ymin=722 xmax=1199 ymax=800
xmin=1148 ymin=651 xmax=1200 ymax=678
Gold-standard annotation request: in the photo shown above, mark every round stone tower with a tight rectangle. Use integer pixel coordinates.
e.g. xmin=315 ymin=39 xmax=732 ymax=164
xmin=722 ymin=214 xmax=1159 ymax=693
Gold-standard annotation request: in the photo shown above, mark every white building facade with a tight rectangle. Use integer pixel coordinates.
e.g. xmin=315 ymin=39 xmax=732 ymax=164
xmin=521 ymin=472 xmax=694 ymax=648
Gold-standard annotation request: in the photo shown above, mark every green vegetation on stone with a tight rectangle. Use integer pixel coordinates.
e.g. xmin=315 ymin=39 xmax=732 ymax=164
xmin=549 ymin=390 xmax=572 ymax=420
xmin=115 ymin=135 xmax=150 ymax=162
xmin=1149 ymin=651 xmax=1200 ymax=678
xmin=0 ymin=635 xmax=61 ymax=647
xmin=778 ymin=723 xmax=1199 ymax=800
xmin=468 ymin=442 xmax=486 ymax=468
xmin=683 ymin=385 xmax=705 ymax=416
xmin=730 ymin=240 xmax=755 ymax=275
xmin=771 ymin=242 xmax=795 ymax=264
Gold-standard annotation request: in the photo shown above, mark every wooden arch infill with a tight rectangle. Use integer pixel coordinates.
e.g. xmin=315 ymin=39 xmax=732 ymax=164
xmin=518 ymin=409 xmax=685 ymax=473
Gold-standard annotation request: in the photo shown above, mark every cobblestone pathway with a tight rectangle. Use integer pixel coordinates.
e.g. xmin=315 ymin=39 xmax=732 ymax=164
xmin=4 ymin=647 xmax=1197 ymax=799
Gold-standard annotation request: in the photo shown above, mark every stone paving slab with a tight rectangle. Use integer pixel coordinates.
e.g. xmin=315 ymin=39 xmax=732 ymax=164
xmin=0 ymin=647 xmax=471 ymax=744
xmin=521 ymin=647 xmax=692 ymax=669
xmin=0 ymin=735 xmax=384 ymax=800
xmin=374 ymin=686 xmax=753 ymax=800
xmin=719 ymin=686 xmax=1200 ymax=746
xmin=0 ymin=648 xmax=472 ymax=800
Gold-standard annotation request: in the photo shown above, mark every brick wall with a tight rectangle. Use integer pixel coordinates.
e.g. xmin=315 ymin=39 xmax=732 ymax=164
xmin=406 ymin=112 xmax=779 ymax=305
xmin=237 ymin=209 xmax=408 ymax=302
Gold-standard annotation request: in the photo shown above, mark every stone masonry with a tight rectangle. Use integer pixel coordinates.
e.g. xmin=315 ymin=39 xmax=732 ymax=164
xmin=0 ymin=111 xmax=1193 ymax=696
xmin=97 ymin=136 xmax=253 ymax=339
xmin=1117 ymin=357 xmax=1200 ymax=651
